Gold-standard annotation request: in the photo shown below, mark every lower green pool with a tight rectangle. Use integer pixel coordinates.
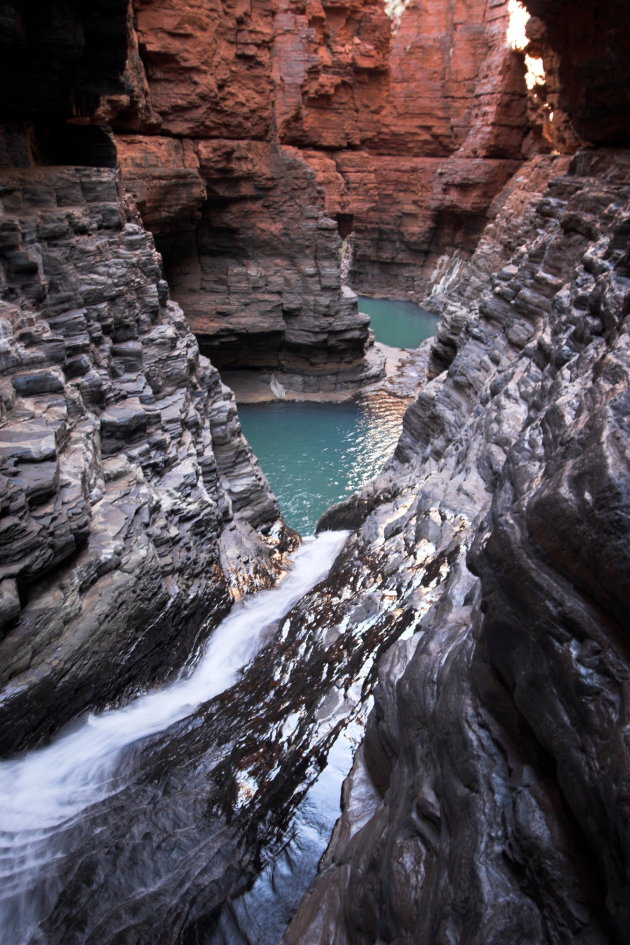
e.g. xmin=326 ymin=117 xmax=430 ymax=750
xmin=238 ymin=394 xmax=406 ymax=536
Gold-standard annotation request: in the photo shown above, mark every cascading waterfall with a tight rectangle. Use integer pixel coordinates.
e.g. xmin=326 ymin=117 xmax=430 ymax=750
xmin=0 ymin=530 xmax=349 ymax=945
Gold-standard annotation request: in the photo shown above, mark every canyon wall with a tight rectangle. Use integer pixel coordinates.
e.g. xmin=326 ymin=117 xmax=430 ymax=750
xmin=283 ymin=145 xmax=630 ymax=945
xmin=105 ymin=0 xmax=533 ymax=376
xmin=0 ymin=164 xmax=294 ymax=754
xmin=0 ymin=0 xmax=629 ymax=942
xmin=278 ymin=2 xmax=630 ymax=942
xmin=0 ymin=3 xmax=295 ymax=754
xmin=105 ymin=0 xmax=379 ymax=390
xmin=295 ymin=0 xmax=530 ymax=298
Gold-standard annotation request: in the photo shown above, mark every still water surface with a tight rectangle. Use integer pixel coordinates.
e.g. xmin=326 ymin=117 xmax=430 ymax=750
xmin=358 ymin=296 xmax=437 ymax=348
xmin=239 ymin=394 xmax=406 ymax=535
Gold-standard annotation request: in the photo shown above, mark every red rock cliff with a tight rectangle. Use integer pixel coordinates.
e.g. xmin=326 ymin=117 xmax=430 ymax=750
xmin=109 ymin=0 xmax=380 ymax=389
xmin=105 ymin=0 xmax=534 ymax=375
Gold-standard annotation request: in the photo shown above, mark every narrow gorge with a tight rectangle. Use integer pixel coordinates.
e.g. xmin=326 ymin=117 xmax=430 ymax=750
xmin=0 ymin=1 xmax=628 ymax=944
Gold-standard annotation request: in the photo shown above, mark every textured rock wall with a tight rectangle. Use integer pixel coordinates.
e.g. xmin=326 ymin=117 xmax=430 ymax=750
xmin=104 ymin=0 xmax=532 ymax=365
xmin=0 ymin=0 xmax=550 ymax=380
xmin=0 ymin=164 xmax=292 ymax=755
xmin=282 ymin=146 xmax=630 ymax=945
xmin=1 ymin=2 xmax=629 ymax=941
xmin=304 ymin=0 xmax=531 ymax=297
xmin=119 ymin=137 xmax=379 ymax=388
xmin=101 ymin=0 xmax=380 ymax=389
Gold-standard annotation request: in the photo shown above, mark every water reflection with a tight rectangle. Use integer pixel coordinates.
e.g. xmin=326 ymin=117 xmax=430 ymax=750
xmin=238 ymin=393 xmax=406 ymax=535
xmin=209 ymin=714 xmax=371 ymax=945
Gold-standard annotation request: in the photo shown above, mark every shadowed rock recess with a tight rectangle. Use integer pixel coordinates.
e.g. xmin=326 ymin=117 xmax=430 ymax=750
xmin=0 ymin=1 xmax=629 ymax=945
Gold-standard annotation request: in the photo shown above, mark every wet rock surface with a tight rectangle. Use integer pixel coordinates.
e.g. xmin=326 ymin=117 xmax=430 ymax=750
xmin=282 ymin=150 xmax=630 ymax=945
xmin=0 ymin=530 xmax=418 ymax=945
xmin=0 ymin=166 xmax=292 ymax=755
xmin=4 ymin=148 xmax=627 ymax=945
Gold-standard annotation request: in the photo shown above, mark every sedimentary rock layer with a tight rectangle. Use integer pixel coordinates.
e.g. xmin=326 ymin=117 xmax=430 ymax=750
xmin=282 ymin=149 xmax=630 ymax=945
xmin=106 ymin=0 xmax=532 ymax=364
xmin=0 ymin=165 xmax=292 ymax=754
xmin=118 ymin=136 xmax=379 ymax=387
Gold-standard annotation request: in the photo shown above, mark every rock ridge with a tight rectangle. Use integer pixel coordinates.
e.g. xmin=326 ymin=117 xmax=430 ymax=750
xmin=0 ymin=164 xmax=293 ymax=754
xmin=281 ymin=146 xmax=630 ymax=945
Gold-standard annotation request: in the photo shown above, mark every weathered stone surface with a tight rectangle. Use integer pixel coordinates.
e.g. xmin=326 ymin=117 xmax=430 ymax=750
xmin=287 ymin=0 xmax=529 ymax=296
xmin=1 ymin=2 xmax=629 ymax=943
xmin=100 ymin=0 xmax=533 ymax=376
xmin=0 ymin=166 xmax=294 ymax=753
xmin=122 ymin=0 xmax=276 ymax=140
xmin=281 ymin=149 xmax=630 ymax=945
xmin=115 ymin=135 xmax=207 ymax=236
xmin=304 ymin=150 xmax=524 ymax=299
xmin=166 ymin=141 xmax=377 ymax=383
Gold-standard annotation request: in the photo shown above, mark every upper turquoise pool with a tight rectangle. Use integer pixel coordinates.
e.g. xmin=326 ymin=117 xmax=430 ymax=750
xmin=358 ymin=297 xmax=438 ymax=348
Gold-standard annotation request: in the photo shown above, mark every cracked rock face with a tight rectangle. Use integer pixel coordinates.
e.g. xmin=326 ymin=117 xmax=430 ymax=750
xmin=281 ymin=149 xmax=630 ymax=945
xmin=0 ymin=165 xmax=293 ymax=755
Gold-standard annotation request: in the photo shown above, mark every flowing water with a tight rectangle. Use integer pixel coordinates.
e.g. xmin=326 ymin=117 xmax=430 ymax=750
xmin=358 ymin=296 xmax=438 ymax=348
xmin=0 ymin=531 xmax=349 ymax=945
xmin=238 ymin=394 xmax=406 ymax=534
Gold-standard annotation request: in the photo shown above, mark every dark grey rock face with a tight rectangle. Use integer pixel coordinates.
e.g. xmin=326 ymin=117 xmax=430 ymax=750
xmin=0 ymin=166 xmax=293 ymax=755
xmin=281 ymin=149 xmax=630 ymax=945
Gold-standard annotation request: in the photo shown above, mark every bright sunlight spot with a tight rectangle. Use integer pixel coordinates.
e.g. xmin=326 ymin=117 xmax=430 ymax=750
xmin=507 ymin=0 xmax=548 ymax=91
xmin=506 ymin=0 xmax=529 ymax=51
xmin=524 ymin=53 xmax=546 ymax=89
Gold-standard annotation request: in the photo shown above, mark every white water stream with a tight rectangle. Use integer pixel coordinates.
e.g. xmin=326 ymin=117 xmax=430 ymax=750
xmin=0 ymin=530 xmax=349 ymax=945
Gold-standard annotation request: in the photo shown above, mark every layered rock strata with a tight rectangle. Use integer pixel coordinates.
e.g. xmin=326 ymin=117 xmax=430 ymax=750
xmin=103 ymin=0 xmax=381 ymax=391
xmin=10 ymin=529 xmax=417 ymax=945
xmin=117 ymin=135 xmax=381 ymax=391
xmin=104 ymin=0 xmax=532 ymax=377
xmin=0 ymin=1 xmax=629 ymax=943
xmin=294 ymin=0 xmax=531 ymax=297
xmin=281 ymin=149 xmax=630 ymax=945
xmin=0 ymin=165 xmax=292 ymax=754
